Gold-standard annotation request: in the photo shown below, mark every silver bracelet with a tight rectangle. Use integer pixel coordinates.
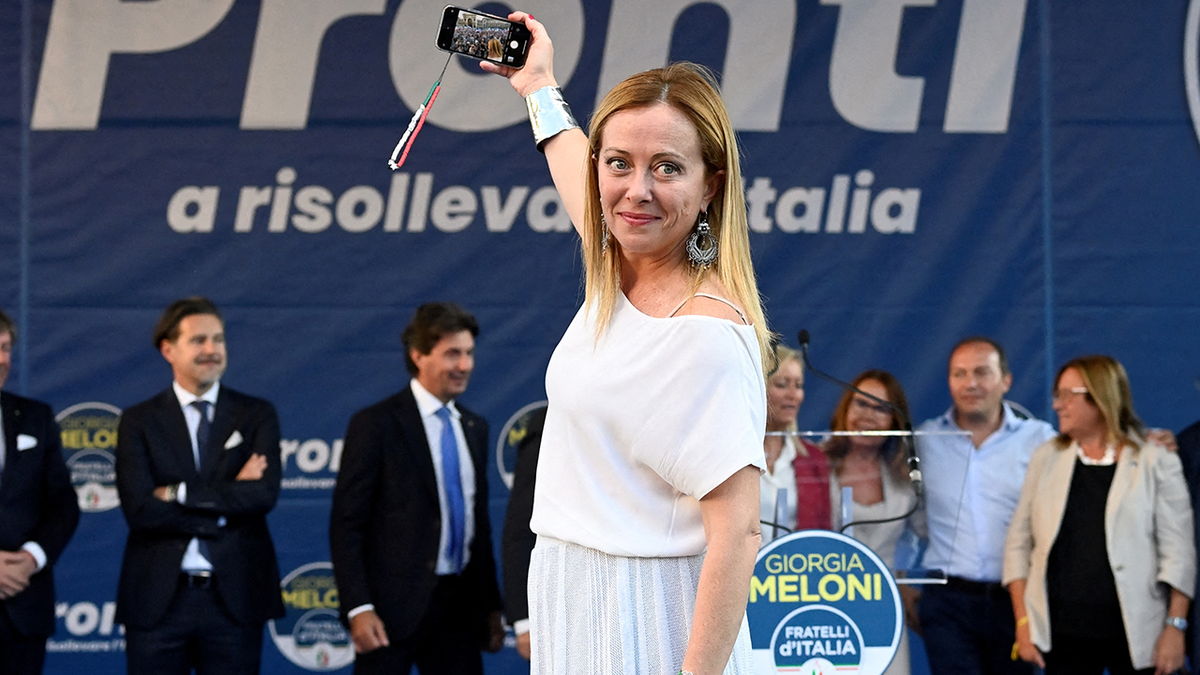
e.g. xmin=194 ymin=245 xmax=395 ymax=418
xmin=525 ymin=85 xmax=579 ymax=152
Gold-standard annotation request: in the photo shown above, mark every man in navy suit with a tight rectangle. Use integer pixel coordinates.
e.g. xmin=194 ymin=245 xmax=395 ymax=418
xmin=115 ymin=297 xmax=284 ymax=675
xmin=0 ymin=307 xmax=81 ymax=674
xmin=330 ymin=302 xmax=503 ymax=675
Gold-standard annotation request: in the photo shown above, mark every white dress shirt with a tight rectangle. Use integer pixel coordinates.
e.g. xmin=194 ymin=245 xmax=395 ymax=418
xmin=410 ymin=378 xmax=477 ymax=575
xmin=172 ymin=380 xmax=220 ymax=573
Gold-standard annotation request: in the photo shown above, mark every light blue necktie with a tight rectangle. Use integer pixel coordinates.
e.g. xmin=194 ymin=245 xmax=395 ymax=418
xmin=435 ymin=406 xmax=465 ymax=574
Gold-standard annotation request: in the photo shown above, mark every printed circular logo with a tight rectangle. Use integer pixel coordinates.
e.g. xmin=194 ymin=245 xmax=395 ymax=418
xmin=269 ymin=562 xmax=355 ymax=671
xmin=494 ymin=400 xmax=547 ymax=489
xmin=772 ymin=606 xmax=863 ymax=673
xmin=56 ymin=402 xmax=121 ymax=513
xmin=747 ymin=530 xmax=902 ymax=675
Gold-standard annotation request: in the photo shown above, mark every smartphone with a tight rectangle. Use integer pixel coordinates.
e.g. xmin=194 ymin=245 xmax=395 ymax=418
xmin=435 ymin=5 xmax=531 ymax=68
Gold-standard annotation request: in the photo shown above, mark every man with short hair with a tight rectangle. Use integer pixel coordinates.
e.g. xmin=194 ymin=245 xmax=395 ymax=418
xmin=914 ymin=337 xmax=1056 ymax=675
xmin=0 ymin=307 xmax=81 ymax=674
xmin=115 ymin=297 xmax=284 ymax=674
xmin=330 ymin=302 xmax=503 ymax=675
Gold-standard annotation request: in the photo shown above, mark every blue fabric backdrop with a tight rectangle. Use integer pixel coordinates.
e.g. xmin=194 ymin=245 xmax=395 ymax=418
xmin=4 ymin=0 xmax=1200 ymax=672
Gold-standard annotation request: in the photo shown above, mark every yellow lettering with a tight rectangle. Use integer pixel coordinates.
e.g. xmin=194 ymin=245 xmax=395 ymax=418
xmin=93 ymin=428 xmax=116 ymax=448
xmin=848 ymin=574 xmax=872 ymax=600
xmin=750 ymin=575 xmax=776 ymax=603
xmin=281 ymin=588 xmax=339 ymax=609
xmin=778 ymin=575 xmax=799 ymax=603
xmin=799 ymin=575 xmax=820 ymax=602
xmin=765 ymin=554 xmax=783 ymax=574
xmin=819 ymin=574 xmax=846 ymax=601
xmin=847 ymin=553 xmax=865 ymax=572
xmin=807 ymin=553 xmax=825 ymax=573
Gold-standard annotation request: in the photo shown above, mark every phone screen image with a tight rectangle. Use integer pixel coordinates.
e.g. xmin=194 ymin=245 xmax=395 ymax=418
xmin=438 ymin=7 xmax=529 ymax=67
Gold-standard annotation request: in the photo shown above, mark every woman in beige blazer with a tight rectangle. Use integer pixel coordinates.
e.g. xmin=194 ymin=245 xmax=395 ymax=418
xmin=1003 ymin=355 xmax=1195 ymax=674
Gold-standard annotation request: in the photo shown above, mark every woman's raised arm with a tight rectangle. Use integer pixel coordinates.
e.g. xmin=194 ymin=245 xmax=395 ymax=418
xmin=481 ymin=12 xmax=588 ymax=234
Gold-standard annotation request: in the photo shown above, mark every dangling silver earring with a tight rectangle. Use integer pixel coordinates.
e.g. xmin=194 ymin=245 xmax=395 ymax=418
xmin=600 ymin=211 xmax=610 ymax=253
xmin=686 ymin=210 xmax=718 ymax=267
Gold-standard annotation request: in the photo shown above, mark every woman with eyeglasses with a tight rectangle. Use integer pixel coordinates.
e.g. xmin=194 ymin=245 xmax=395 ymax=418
xmin=823 ymin=369 xmax=919 ymax=675
xmin=1004 ymin=355 xmax=1195 ymax=675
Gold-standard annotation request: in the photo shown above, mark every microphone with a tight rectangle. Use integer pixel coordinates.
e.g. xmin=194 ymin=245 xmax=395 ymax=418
xmin=797 ymin=330 xmax=924 ymax=499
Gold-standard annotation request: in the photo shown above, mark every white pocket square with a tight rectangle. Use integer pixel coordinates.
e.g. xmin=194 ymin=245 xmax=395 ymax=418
xmin=224 ymin=430 xmax=244 ymax=450
xmin=17 ymin=434 xmax=38 ymax=451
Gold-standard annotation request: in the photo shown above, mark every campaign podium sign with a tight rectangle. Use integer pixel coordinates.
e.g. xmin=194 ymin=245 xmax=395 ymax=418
xmin=748 ymin=530 xmax=903 ymax=675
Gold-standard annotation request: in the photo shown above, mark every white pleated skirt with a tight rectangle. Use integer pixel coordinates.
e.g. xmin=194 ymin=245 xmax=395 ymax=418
xmin=528 ymin=536 xmax=754 ymax=675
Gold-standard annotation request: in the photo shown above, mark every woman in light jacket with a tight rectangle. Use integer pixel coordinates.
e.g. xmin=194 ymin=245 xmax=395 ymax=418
xmin=1003 ymin=355 xmax=1195 ymax=674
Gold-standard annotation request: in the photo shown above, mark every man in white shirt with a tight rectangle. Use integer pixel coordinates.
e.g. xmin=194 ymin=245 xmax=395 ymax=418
xmin=330 ymin=302 xmax=503 ymax=675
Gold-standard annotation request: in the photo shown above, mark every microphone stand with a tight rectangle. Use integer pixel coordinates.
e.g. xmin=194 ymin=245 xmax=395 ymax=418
xmin=796 ymin=330 xmax=923 ymax=534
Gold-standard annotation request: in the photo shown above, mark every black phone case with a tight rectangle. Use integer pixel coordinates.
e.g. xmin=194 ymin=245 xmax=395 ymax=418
xmin=436 ymin=6 xmax=530 ymax=67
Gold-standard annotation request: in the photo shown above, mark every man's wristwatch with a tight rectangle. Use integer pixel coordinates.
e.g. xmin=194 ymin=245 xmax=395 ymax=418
xmin=1165 ymin=615 xmax=1189 ymax=631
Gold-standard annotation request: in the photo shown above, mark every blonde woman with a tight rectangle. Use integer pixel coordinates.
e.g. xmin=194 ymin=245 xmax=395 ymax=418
xmin=484 ymin=12 xmax=771 ymax=675
xmin=762 ymin=343 xmax=831 ymax=542
xmin=1004 ymin=355 xmax=1195 ymax=674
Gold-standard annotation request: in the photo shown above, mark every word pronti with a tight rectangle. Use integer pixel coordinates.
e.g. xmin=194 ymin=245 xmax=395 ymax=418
xmin=34 ymin=0 xmax=1027 ymax=134
xmin=166 ymin=169 xmax=919 ymax=236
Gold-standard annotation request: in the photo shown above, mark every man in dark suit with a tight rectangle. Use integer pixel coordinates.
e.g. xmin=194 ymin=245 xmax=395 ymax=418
xmin=1177 ymin=418 xmax=1200 ymax=673
xmin=500 ymin=403 xmax=546 ymax=661
xmin=115 ymin=297 xmax=284 ymax=675
xmin=330 ymin=302 xmax=503 ymax=675
xmin=0 ymin=307 xmax=81 ymax=674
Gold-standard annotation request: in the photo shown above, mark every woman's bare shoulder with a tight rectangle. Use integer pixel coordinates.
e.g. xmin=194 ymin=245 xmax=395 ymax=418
xmin=672 ymin=278 xmax=747 ymax=324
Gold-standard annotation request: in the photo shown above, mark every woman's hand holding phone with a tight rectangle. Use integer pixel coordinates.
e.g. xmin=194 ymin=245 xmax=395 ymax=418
xmin=479 ymin=12 xmax=557 ymax=98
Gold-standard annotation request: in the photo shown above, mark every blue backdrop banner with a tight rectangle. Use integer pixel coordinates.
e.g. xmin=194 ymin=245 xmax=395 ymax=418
xmin=5 ymin=1 xmax=1200 ymax=673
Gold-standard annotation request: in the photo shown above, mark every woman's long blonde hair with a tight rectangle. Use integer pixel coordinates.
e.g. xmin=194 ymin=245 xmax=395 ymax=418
xmin=578 ymin=62 xmax=773 ymax=371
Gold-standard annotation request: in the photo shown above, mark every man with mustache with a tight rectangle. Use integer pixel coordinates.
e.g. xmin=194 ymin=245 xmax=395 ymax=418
xmin=330 ymin=302 xmax=503 ymax=675
xmin=0 ymin=307 xmax=80 ymax=674
xmin=115 ymin=296 xmax=284 ymax=674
